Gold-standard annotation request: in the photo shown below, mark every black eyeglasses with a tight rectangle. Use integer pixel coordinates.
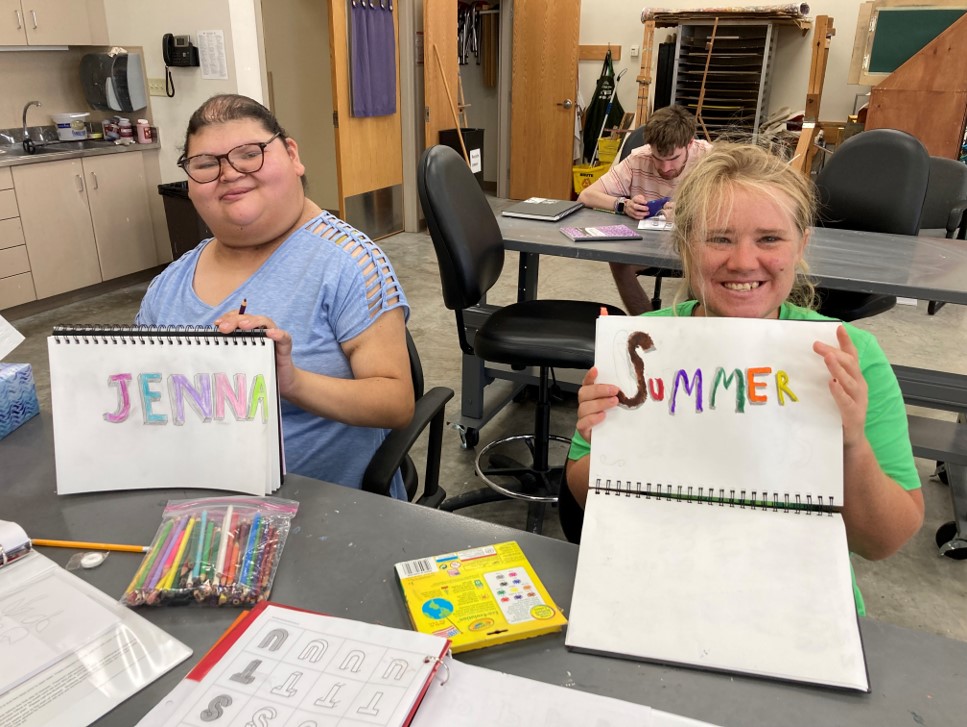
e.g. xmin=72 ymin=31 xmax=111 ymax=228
xmin=178 ymin=132 xmax=282 ymax=183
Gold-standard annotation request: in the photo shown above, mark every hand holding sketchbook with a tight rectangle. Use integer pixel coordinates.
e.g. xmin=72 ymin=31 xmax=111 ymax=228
xmin=566 ymin=316 xmax=870 ymax=692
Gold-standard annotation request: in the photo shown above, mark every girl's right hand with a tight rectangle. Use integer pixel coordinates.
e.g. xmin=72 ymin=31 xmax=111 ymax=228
xmin=576 ymin=367 xmax=620 ymax=442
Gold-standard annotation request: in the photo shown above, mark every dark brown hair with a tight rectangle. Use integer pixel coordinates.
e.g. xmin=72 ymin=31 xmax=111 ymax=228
xmin=642 ymin=105 xmax=698 ymax=156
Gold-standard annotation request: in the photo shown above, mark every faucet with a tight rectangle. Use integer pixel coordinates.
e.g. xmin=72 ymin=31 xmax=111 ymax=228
xmin=22 ymin=100 xmax=41 ymax=141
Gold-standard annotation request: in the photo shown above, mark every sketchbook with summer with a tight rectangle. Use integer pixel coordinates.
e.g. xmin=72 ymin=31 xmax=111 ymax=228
xmin=47 ymin=325 xmax=284 ymax=496
xmin=566 ymin=316 xmax=870 ymax=692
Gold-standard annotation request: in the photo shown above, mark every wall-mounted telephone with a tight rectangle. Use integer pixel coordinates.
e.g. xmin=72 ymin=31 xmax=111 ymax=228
xmin=162 ymin=34 xmax=199 ymax=68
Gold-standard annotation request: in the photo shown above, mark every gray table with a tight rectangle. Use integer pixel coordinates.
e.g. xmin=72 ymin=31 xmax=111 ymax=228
xmin=3 ymin=414 xmax=966 ymax=726
xmin=453 ymin=206 xmax=967 ymax=440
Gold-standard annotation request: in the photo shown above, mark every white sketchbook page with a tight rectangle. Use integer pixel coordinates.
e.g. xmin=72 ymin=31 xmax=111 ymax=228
xmin=411 ymin=658 xmax=725 ymax=727
xmin=0 ymin=313 xmax=25 ymax=359
xmin=591 ymin=316 xmax=843 ymax=503
xmin=47 ymin=335 xmax=280 ymax=495
xmin=159 ymin=604 xmax=449 ymax=727
xmin=567 ymin=495 xmax=868 ymax=692
xmin=0 ymin=563 xmax=119 ymax=694
xmin=0 ymin=552 xmax=192 ymax=726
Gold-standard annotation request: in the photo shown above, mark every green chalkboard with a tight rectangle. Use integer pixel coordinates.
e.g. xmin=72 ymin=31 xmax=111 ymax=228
xmin=868 ymin=8 xmax=966 ymax=73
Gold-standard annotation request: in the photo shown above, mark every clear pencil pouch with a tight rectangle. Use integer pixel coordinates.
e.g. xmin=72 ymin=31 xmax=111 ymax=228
xmin=121 ymin=496 xmax=298 ymax=607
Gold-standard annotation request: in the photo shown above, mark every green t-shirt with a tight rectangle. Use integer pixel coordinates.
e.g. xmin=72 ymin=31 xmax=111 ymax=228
xmin=567 ymin=301 xmax=921 ymax=616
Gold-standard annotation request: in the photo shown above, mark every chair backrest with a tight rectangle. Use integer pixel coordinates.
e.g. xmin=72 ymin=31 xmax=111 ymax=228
xmin=920 ymin=156 xmax=967 ymax=232
xmin=417 ymin=145 xmax=505 ymax=311
xmin=815 ymin=128 xmax=930 ymax=236
xmin=405 ymin=328 xmax=424 ymax=399
xmin=618 ymin=125 xmax=646 ymax=163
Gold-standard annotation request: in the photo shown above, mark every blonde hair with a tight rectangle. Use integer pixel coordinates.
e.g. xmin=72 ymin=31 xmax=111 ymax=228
xmin=671 ymin=142 xmax=817 ymax=310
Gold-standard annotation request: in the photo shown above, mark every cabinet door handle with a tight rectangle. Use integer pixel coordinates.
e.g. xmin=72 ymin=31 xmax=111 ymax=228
xmin=30 ymin=10 xmax=37 ymax=29
xmin=90 ymin=171 xmax=98 ymax=190
xmin=75 ymin=174 xmax=84 ymax=193
xmin=15 ymin=9 xmax=23 ymax=29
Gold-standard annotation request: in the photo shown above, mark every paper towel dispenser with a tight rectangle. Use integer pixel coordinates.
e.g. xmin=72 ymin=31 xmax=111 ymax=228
xmin=80 ymin=52 xmax=148 ymax=113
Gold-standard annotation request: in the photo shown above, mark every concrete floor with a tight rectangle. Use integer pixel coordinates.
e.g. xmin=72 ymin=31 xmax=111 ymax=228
xmin=4 ymin=222 xmax=967 ymax=644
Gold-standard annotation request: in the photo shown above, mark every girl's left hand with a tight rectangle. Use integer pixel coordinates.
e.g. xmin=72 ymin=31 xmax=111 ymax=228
xmin=813 ymin=325 xmax=867 ymax=448
xmin=214 ymin=311 xmax=298 ymax=396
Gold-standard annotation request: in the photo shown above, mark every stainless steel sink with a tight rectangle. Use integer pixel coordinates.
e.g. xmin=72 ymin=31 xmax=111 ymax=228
xmin=0 ymin=139 xmax=123 ymax=159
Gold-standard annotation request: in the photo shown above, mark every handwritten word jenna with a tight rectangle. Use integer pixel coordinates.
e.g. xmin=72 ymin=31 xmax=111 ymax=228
xmin=103 ymin=372 xmax=269 ymax=425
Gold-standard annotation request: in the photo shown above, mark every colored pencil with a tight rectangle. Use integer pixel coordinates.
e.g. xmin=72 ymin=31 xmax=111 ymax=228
xmin=199 ymin=520 xmax=216 ymax=582
xmin=161 ymin=516 xmax=196 ymax=590
xmin=125 ymin=519 xmax=173 ymax=594
xmin=244 ymin=516 xmax=266 ymax=589
xmin=33 ymin=538 xmax=150 ymax=554
xmin=239 ymin=513 xmax=262 ymax=587
xmin=146 ymin=516 xmax=186 ymax=591
xmin=215 ymin=505 xmax=233 ymax=583
xmin=191 ymin=510 xmax=208 ymax=583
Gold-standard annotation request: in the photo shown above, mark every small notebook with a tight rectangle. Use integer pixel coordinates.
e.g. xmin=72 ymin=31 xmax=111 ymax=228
xmin=48 ymin=325 xmax=284 ymax=496
xmin=566 ymin=316 xmax=870 ymax=692
xmin=394 ymin=541 xmax=567 ymax=652
xmin=144 ymin=601 xmax=451 ymax=727
xmin=501 ymin=197 xmax=583 ymax=221
xmin=638 ymin=216 xmax=674 ymax=231
xmin=559 ymin=224 xmax=642 ymax=242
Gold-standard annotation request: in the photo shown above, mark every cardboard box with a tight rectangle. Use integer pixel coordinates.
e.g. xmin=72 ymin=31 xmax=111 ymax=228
xmin=0 ymin=363 xmax=40 ymax=440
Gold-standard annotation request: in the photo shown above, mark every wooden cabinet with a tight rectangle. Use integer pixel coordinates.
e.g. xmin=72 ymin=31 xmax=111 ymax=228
xmin=11 ymin=151 xmax=158 ymax=300
xmin=0 ymin=0 xmax=107 ymax=46
xmin=0 ymin=166 xmax=37 ymax=309
xmin=84 ymin=153 xmax=157 ymax=281
xmin=12 ymin=159 xmax=102 ymax=298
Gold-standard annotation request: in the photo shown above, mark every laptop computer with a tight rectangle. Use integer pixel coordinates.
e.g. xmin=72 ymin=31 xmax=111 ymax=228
xmin=501 ymin=197 xmax=584 ymax=222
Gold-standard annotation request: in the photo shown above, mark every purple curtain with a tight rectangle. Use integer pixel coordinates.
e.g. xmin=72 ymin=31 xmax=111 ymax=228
xmin=350 ymin=0 xmax=397 ymax=118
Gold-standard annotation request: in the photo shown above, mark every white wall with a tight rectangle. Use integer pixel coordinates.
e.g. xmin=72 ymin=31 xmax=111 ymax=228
xmin=103 ymin=0 xmax=263 ymax=183
xmin=578 ymin=1 xmax=871 ymax=127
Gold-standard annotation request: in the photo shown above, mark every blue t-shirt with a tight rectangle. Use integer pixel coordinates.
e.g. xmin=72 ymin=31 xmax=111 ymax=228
xmin=137 ymin=211 xmax=410 ymax=499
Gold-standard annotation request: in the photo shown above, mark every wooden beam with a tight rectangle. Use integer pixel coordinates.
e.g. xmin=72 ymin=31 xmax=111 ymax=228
xmin=636 ymin=20 xmax=656 ymax=126
xmin=804 ymin=15 xmax=835 ymax=122
xmin=579 ymin=45 xmax=621 ymax=61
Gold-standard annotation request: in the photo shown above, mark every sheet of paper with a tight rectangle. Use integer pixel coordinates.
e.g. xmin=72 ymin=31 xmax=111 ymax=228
xmin=638 ymin=216 xmax=673 ymax=231
xmin=197 ymin=30 xmax=228 ymax=80
xmin=157 ymin=603 xmax=448 ymax=727
xmin=0 ymin=314 xmax=25 ymax=360
xmin=0 ymin=552 xmax=192 ymax=727
xmin=0 ymin=566 xmax=119 ymax=694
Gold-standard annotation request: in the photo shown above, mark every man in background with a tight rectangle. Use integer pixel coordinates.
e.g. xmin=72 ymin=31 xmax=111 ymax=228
xmin=578 ymin=105 xmax=711 ymax=314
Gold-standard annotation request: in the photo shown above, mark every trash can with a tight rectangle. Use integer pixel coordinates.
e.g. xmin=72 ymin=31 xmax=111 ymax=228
xmin=157 ymin=182 xmax=212 ymax=259
xmin=439 ymin=128 xmax=484 ymax=187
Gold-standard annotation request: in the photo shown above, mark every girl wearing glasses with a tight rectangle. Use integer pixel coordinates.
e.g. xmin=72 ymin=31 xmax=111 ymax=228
xmin=136 ymin=94 xmax=414 ymax=499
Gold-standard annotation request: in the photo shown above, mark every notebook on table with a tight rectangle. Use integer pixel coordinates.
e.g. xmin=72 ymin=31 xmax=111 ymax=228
xmin=501 ymin=197 xmax=583 ymax=221
xmin=47 ymin=325 xmax=284 ymax=496
xmin=559 ymin=224 xmax=642 ymax=242
xmin=565 ymin=316 xmax=870 ymax=692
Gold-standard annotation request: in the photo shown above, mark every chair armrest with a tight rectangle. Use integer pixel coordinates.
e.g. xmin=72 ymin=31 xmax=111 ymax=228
xmin=945 ymin=199 xmax=967 ymax=238
xmin=361 ymin=386 xmax=454 ymax=501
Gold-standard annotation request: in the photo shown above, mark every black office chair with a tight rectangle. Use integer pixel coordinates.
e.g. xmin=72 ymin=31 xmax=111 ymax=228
xmin=814 ymin=128 xmax=930 ymax=321
xmin=418 ymin=145 xmax=624 ymax=533
xmin=361 ymin=330 xmax=453 ymax=508
xmin=620 ymin=124 xmax=681 ymax=310
xmin=919 ymin=156 xmax=967 ymax=315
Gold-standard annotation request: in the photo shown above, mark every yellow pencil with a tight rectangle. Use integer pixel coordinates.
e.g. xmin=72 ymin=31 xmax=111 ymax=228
xmin=32 ymin=538 xmax=151 ymax=554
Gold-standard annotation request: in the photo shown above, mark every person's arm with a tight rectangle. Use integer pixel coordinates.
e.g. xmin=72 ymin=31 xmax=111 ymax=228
xmin=577 ymin=159 xmax=639 ymax=217
xmin=565 ymin=367 xmax=620 ymax=508
xmin=216 ymin=307 xmax=414 ymax=429
xmin=814 ymin=326 xmax=924 ymax=560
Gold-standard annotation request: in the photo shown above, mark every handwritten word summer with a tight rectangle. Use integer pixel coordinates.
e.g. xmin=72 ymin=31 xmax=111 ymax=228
xmin=616 ymin=332 xmax=799 ymax=413
xmin=102 ymin=373 xmax=269 ymax=425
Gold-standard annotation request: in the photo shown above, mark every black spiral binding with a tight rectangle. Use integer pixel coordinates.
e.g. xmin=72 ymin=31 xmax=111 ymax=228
xmin=591 ymin=479 xmax=836 ymax=515
xmin=51 ymin=324 xmax=268 ymax=346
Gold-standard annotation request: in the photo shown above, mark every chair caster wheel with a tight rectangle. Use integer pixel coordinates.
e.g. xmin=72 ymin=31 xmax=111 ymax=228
xmin=936 ymin=521 xmax=967 ymax=559
xmin=460 ymin=428 xmax=480 ymax=449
